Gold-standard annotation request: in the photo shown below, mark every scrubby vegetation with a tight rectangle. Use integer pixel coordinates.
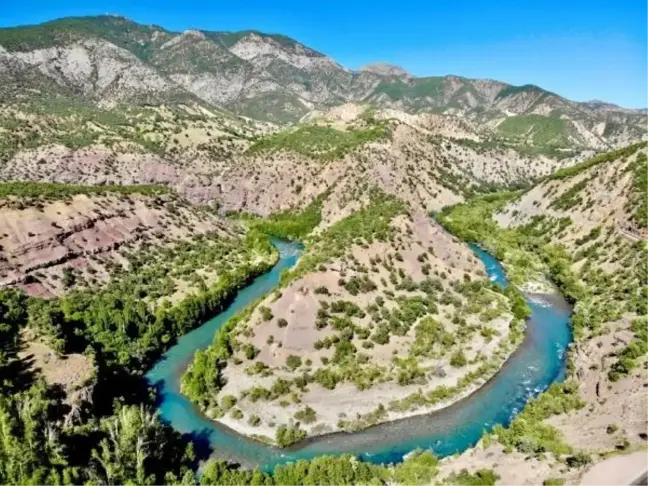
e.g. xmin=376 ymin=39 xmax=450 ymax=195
xmin=0 ymin=349 xmax=444 ymax=485
xmin=440 ymin=145 xmax=647 ymax=471
xmin=200 ymin=449 xmax=440 ymax=485
xmin=247 ymin=123 xmax=391 ymax=161
xmin=0 ymin=181 xmax=169 ymax=199
xmin=495 ymin=84 xmax=549 ymax=100
xmin=497 ymin=114 xmax=572 ymax=148
xmin=0 ymin=97 xmax=260 ymax=166
xmin=489 ymin=381 xmax=584 ymax=456
xmin=288 ymin=188 xmax=407 ymax=281
xmin=631 ymin=152 xmax=647 ymax=228
xmin=0 ymin=94 xmax=642 ymax=482
xmin=0 ymin=15 xmax=646 ymax=484
xmin=0 ymin=200 xmax=457 ymax=484
xmin=1 ymin=230 xmax=276 ymax=483
xmin=438 ymin=192 xmax=564 ymax=292
xmin=275 ymin=423 xmax=307 ymax=447
xmin=373 ymin=77 xmax=445 ymax=102
xmin=241 ymin=192 xmax=326 ymax=240
xmin=549 ymin=142 xmax=646 ymax=180
xmin=447 ymin=468 xmax=500 ymax=485
xmin=0 ymin=15 xmax=165 ymax=56
xmin=608 ymin=317 xmax=648 ymax=382
xmin=182 ymin=191 xmax=413 ymax=414
xmin=26 ymin=230 xmax=276 ymax=372
xmin=182 ymin=186 xmax=534 ymax=446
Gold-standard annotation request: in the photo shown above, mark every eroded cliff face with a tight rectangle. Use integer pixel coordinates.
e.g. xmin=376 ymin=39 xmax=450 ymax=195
xmin=0 ymin=192 xmax=236 ymax=297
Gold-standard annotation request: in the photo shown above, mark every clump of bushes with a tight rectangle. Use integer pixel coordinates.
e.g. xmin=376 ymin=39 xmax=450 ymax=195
xmin=275 ymin=424 xmax=307 ymax=447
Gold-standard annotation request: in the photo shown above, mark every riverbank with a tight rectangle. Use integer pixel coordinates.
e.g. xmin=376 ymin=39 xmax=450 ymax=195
xmin=215 ymin=311 xmax=517 ymax=442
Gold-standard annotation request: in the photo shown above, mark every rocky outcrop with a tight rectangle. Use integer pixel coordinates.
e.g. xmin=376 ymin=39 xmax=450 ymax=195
xmin=0 ymin=193 xmax=235 ymax=297
xmin=9 ymin=39 xmax=183 ymax=105
xmin=360 ymin=63 xmax=410 ymax=78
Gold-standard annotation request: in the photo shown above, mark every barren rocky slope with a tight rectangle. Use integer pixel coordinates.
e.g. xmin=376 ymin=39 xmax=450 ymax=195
xmin=0 ymin=187 xmax=245 ymax=299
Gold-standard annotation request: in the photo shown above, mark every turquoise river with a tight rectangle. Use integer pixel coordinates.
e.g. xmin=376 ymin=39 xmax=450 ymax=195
xmin=146 ymin=238 xmax=572 ymax=469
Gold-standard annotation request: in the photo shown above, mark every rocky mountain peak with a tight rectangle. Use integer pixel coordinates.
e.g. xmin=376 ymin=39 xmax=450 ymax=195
xmin=182 ymin=29 xmax=207 ymax=40
xmin=360 ymin=62 xmax=409 ymax=78
xmin=229 ymin=32 xmax=284 ymax=61
xmin=159 ymin=29 xmax=209 ymax=50
xmin=582 ymin=99 xmax=631 ymax=112
xmin=229 ymin=31 xmax=324 ymax=62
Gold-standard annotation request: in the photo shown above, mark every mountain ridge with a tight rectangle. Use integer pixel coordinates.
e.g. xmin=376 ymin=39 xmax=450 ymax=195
xmin=0 ymin=14 xmax=645 ymax=150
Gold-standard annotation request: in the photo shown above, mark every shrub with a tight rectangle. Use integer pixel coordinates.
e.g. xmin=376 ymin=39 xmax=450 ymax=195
xmin=243 ymin=344 xmax=259 ymax=360
xmin=286 ymin=355 xmax=302 ymax=371
xmin=543 ymin=478 xmax=565 ymax=486
xmin=314 ymin=368 xmax=339 ymax=389
xmin=259 ymin=306 xmax=273 ymax=321
xmin=565 ymin=452 xmax=592 ymax=469
xmin=314 ymin=286 xmax=330 ymax=295
xmin=271 ymin=378 xmax=291 ymax=397
xmin=491 ymin=381 xmax=584 ymax=456
xmin=275 ymin=424 xmax=307 ymax=447
xmin=392 ymin=450 xmax=439 ymax=485
xmin=247 ymin=387 xmax=271 ymax=403
xmin=447 ymin=468 xmax=500 ymax=485
xmin=220 ymin=395 xmax=237 ymax=410
xmin=294 ymin=406 xmax=317 ymax=424
xmin=62 ymin=267 xmax=76 ymax=288
xmin=450 ymin=350 xmax=467 ymax=368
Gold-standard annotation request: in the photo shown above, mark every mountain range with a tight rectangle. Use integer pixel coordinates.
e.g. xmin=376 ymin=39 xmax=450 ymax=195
xmin=0 ymin=15 xmax=645 ymax=151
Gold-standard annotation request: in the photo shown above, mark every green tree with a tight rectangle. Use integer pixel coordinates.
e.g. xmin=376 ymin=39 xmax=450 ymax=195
xmin=0 ymin=380 xmax=78 ymax=485
xmin=89 ymin=405 xmax=196 ymax=485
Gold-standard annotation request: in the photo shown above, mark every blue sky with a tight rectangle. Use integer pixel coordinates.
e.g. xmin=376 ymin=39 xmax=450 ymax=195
xmin=2 ymin=0 xmax=646 ymax=108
